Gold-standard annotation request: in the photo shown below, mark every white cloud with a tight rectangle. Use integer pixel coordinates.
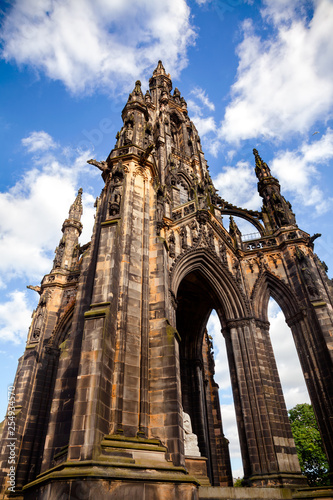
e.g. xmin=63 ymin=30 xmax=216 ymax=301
xmin=220 ymin=0 xmax=333 ymax=143
xmin=211 ymin=129 xmax=333 ymax=221
xmin=213 ymin=160 xmax=261 ymax=210
xmin=187 ymin=99 xmax=202 ymax=116
xmin=0 ymin=291 xmax=33 ymax=343
xmin=191 ymin=115 xmax=217 ymax=137
xmin=0 ymin=132 xmax=96 ymax=284
xmin=207 ymin=311 xmax=231 ymax=390
xmin=0 ymin=0 xmax=196 ymax=95
xmin=268 ymin=300 xmax=310 ymax=409
xmin=270 ymin=128 xmax=333 ymax=214
xmin=261 ymin=0 xmax=303 ymax=24
xmin=22 ymin=131 xmax=57 ymax=152
xmin=187 ymin=88 xmax=217 ymax=151
xmin=190 ymin=87 xmax=215 ymax=111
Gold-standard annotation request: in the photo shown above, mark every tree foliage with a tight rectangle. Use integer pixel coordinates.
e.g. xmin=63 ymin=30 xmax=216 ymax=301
xmin=288 ymin=403 xmax=330 ymax=486
xmin=233 ymin=478 xmax=243 ymax=487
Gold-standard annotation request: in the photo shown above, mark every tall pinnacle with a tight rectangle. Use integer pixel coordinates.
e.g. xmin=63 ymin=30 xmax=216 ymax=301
xmin=69 ymin=188 xmax=83 ymax=221
xmin=253 ymin=149 xmax=271 ymax=180
xmin=127 ymin=80 xmax=144 ymax=103
xmin=54 ymin=188 xmax=83 ymax=271
xmin=253 ymin=150 xmax=296 ymax=231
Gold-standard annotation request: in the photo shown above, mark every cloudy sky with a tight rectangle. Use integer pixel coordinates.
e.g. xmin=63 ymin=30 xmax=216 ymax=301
xmin=1 ymin=0 xmax=332 ymax=478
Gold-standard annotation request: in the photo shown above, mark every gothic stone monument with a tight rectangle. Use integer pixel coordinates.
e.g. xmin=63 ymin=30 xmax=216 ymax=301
xmin=1 ymin=61 xmax=332 ymax=499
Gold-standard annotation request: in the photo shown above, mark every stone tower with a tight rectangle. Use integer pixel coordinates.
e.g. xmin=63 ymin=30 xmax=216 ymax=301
xmin=1 ymin=61 xmax=332 ymax=499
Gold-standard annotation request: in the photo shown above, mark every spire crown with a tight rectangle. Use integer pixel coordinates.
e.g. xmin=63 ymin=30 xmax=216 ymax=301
xmin=149 ymin=60 xmax=172 ymax=94
xmin=153 ymin=60 xmax=167 ymax=76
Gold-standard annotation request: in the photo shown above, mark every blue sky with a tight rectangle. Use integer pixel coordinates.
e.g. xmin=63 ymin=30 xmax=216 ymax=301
xmin=0 ymin=0 xmax=332 ymax=478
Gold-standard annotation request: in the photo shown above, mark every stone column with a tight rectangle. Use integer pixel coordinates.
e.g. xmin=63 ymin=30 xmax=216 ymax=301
xmin=224 ymin=318 xmax=305 ymax=487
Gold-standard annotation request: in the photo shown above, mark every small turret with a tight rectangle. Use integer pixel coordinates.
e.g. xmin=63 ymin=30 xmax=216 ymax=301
xmin=53 ymin=188 xmax=83 ymax=271
xmin=253 ymin=150 xmax=296 ymax=233
xmin=127 ymin=80 xmax=145 ymax=103
xmin=253 ymin=148 xmax=271 ymax=180
xmin=229 ymin=216 xmax=242 ymax=247
xmin=68 ymin=187 xmax=83 ymax=221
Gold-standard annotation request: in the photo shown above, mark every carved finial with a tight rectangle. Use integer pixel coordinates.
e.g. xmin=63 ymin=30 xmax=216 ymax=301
xmin=229 ymin=216 xmax=238 ymax=233
xmin=153 ymin=60 xmax=166 ymax=76
xmin=133 ymin=80 xmax=143 ymax=96
xmin=127 ymin=80 xmax=144 ymax=102
xmin=69 ymin=188 xmax=83 ymax=221
xmin=72 ymin=188 xmax=82 ymax=208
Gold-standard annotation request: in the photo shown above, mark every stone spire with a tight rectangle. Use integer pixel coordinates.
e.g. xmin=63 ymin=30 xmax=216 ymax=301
xmin=68 ymin=187 xmax=83 ymax=221
xmin=253 ymin=150 xmax=296 ymax=232
xmin=229 ymin=215 xmax=242 ymax=247
xmin=127 ymin=80 xmax=145 ymax=103
xmin=52 ymin=189 xmax=83 ymax=270
xmin=253 ymin=148 xmax=271 ymax=180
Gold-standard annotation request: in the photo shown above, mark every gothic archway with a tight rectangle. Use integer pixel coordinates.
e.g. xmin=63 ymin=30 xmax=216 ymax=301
xmin=170 ymin=249 xmax=305 ymax=486
xmin=176 ymin=267 xmax=233 ymax=486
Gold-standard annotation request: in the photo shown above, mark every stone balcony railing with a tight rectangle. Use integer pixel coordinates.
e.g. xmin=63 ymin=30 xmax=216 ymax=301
xmin=242 ymin=235 xmax=277 ymax=251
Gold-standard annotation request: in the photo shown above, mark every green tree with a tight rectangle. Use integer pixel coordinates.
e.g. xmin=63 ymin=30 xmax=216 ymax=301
xmin=233 ymin=478 xmax=243 ymax=487
xmin=288 ymin=403 xmax=330 ymax=486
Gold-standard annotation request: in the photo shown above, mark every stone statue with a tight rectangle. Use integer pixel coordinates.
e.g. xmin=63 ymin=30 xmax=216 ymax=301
xmin=182 ymin=411 xmax=201 ymax=457
xmin=53 ymin=241 xmax=65 ymax=268
xmin=168 ymin=231 xmax=176 ymax=258
xmin=301 ymin=266 xmax=319 ymax=297
xmin=109 ymin=178 xmax=123 ymax=216
xmin=219 ymin=242 xmax=227 ymax=264
xmin=180 ymin=226 xmax=187 ymax=249
xmin=124 ymin=124 xmax=133 ymax=145
xmin=190 ymin=221 xmax=199 ymax=243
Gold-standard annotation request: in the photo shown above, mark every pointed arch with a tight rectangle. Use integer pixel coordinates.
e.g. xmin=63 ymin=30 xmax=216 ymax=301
xmin=169 ymin=108 xmax=185 ymax=125
xmin=176 ymin=170 xmax=192 ymax=188
xmin=252 ymin=271 xmax=301 ymax=322
xmin=170 ymin=247 xmax=249 ymax=322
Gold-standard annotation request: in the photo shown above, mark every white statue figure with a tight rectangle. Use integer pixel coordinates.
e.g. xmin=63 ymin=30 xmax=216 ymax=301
xmin=182 ymin=410 xmax=201 ymax=457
